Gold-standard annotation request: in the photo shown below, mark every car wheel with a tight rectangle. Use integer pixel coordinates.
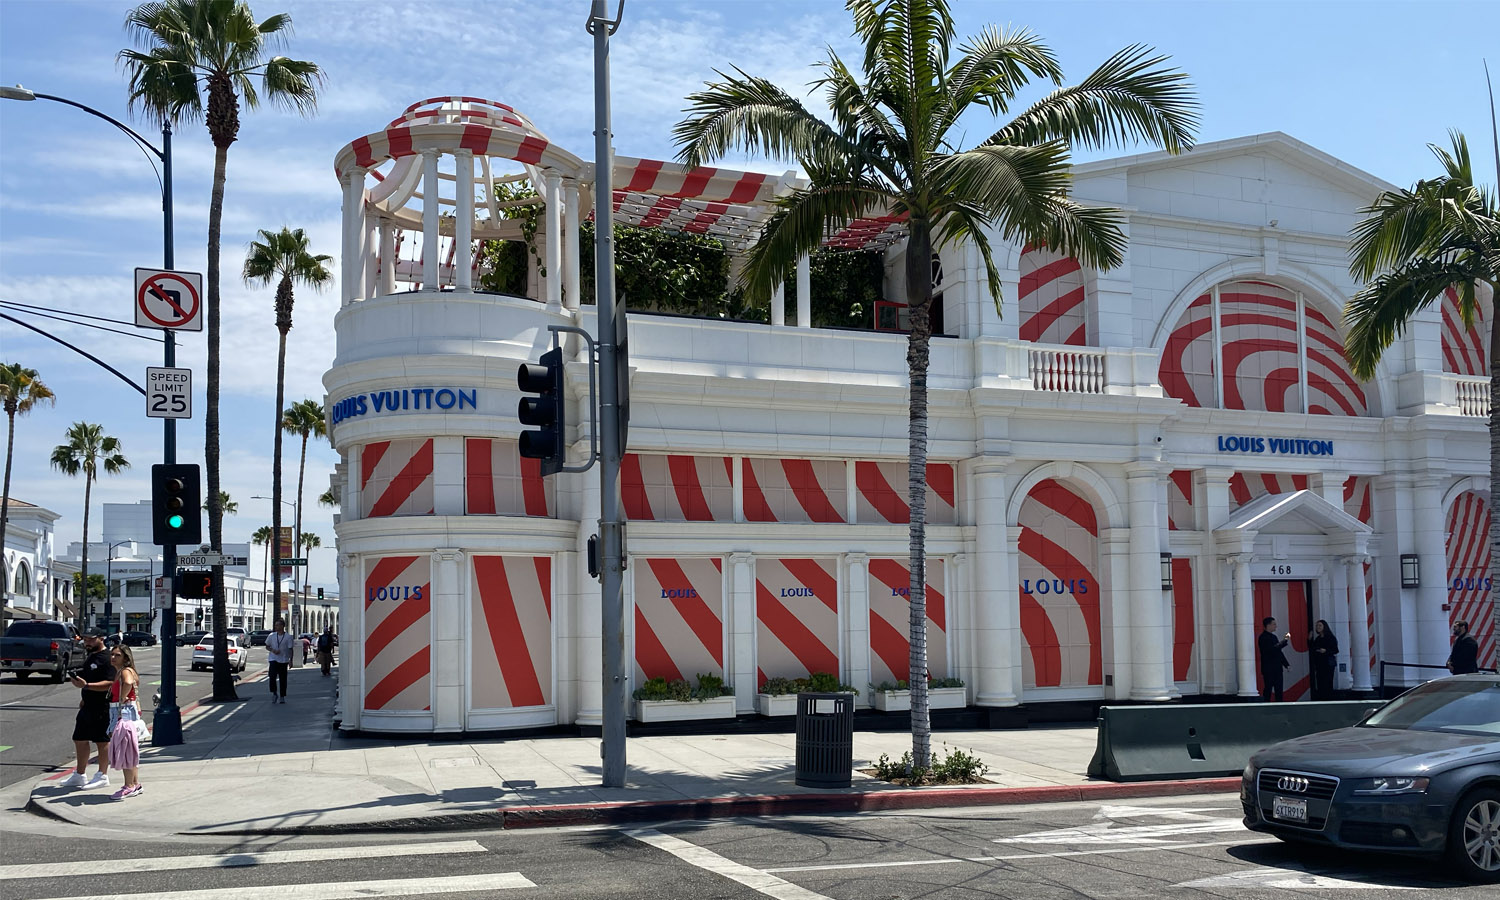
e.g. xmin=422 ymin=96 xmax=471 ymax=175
xmin=51 ymin=666 xmax=66 ymax=683
xmin=14 ymin=672 xmax=29 ymax=682
xmin=1447 ymin=787 xmax=1500 ymax=883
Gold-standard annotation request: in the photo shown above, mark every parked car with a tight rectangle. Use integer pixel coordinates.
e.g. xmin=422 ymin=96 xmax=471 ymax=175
xmin=121 ymin=631 xmax=157 ymax=647
xmin=0 ymin=620 xmax=84 ymax=682
xmin=226 ymin=626 xmax=249 ymax=647
xmin=176 ymin=629 xmax=209 ymax=648
xmin=1243 ymin=674 xmax=1500 ymax=882
xmin=249 ymin=629 xmax=272 ymax=647
xmin=191 ymin=635 xmax=247 ymax=673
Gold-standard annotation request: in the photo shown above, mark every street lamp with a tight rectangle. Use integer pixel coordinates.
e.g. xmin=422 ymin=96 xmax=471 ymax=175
xmin=3 ymin=83 xmax=184 ymax=746
xmin=252 ymin=495 xmax=296 ymax=625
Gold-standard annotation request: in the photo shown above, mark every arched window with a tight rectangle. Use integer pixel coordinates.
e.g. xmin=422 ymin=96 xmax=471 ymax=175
xmin=12 ymin=560 xmax=30 ymax=597
xmin=1159 ymin=280 xmax=1371 ymax=415
xmin=1018 ymin=244 xmax=1088 ymax=345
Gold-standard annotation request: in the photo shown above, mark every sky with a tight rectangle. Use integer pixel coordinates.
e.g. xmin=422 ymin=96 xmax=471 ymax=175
xmin=1 ymin=0 xmax=1497 ymax=592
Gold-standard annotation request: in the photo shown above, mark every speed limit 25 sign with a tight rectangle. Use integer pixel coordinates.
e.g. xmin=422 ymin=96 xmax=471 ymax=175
xmin=146 ymin=366 xmax=192 ymax=419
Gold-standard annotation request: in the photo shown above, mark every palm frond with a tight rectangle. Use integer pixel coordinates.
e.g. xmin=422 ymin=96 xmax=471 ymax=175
xmin=675 ymin=68 xmax=858 ymax=169
xmin=740 ymin=179 xmax=895 ymax=303
xmin=934 ymin=202 xmax=1004 ymax=312
xmin=945 ymin=25 xmax=1060 ymax=119
xmin=1348 ymin=176 xmax=1486 ymax=282
xmin=983 ymin=44 xmax=1198 ymax=153
xmin=260 ymin=56 xmax=323 ymax=114
xmin=1344 ymin=256 xmax=1476 ymax=379
xmin=815 ymin=51 xmax=906 ymax=169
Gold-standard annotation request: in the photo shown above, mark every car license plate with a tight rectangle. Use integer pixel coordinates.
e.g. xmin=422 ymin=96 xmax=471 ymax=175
xmin=1273 ymin=796 xmax=1307 ymax=823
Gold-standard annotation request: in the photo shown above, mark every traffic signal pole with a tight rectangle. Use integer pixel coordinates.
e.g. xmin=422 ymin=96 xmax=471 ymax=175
xmin=154 ymin=121 xmax=183 ymax=746
xmin=589 ymin=0 xmax=628 ymax=788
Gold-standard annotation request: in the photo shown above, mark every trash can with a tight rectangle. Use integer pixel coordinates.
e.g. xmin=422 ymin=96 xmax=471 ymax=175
xmin=795 ymin=692 xmax=854 ymax=788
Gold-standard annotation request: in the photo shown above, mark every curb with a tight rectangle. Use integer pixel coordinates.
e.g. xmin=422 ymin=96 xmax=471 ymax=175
xmin=189 ymin=777 xmax=1244 ymax=836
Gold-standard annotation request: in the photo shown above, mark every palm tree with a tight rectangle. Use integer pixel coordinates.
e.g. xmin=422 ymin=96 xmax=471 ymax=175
xmin=282 ymin=398 xmax=327 ymax=605
xmin=121 ymin=0 xmax=322 ymax=702
xmin=1 ymin=363 xmax=55 ymax=551
xmin=317 ymin=487 xmax=337 ymax=508
xmin=242 ymin=229 xmax=331 ymax=626
xmin=675 ymin=0 xmax=1197 ymax=768
xmin=50 ymin=423 xmax=129 ymax=628
xmin=1344 ymin=131 xmax=1499 ymax=656
xmin=206 ymin=490 xmax=237 ymax=515
xmin=250 ymin=524 xmax=272 ymax=606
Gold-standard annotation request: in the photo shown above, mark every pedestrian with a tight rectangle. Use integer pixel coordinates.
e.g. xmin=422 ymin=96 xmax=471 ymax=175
xmin=1447 ymin=620 xmax=1480 ymax=675
xmin=265 ymin=618 xmax=294 ymax=703
xmin=316 ymin=626 xmax=337 ymax=676
xmin=1308 ymin=619 xmax=1339 ymax=700
xmin=107 ymin=644 xmax=145 ymax=800
xmin=1257 ymin=616 xmax=1291 ymax=702
xmin=62 ymin=627 xmax=115 ymax=790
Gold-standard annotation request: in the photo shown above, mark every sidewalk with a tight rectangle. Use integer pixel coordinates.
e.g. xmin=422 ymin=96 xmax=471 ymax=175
xmin=25 ymin=667 xmax=1237 ymax=835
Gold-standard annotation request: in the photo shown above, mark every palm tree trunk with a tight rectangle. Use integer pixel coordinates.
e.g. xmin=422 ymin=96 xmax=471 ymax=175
xmin=294 ymin=431 xmax=308 ymax=628
xmin=1490 ymin=282 xmax=1500 ymax=668
xmin=905 ymin=220 xmax=933 ymax=771
xmin=207 ymin=138 xmax=235 ymax=701
xmin=273 ymin=327 xmax=287 ymax=629
xmin=1 ymin=406 xmax=16 ymax=560
xmin=80 ymin=475 xmax=92 ymax=629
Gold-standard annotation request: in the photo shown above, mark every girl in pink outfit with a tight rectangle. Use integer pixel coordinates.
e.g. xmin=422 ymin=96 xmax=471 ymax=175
xmin=107 ymin=645 xmax=144 ymax=800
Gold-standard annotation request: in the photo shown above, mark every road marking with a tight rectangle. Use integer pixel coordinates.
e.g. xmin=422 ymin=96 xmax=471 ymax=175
xmin=23 ymin=873 xmax=535 ymax=900
xmin=150 ymin=679 xmax=197 ymax=685
xmin=996 ymin=802 xmax=1247 ymax=845
xmin=763 ymin=838 xmax=1276 ymax=873
xmin=1176 ymin=866 xmax=1421 ymax=890
xmin=0 ymin=745 xmax=11 ymax=752
xmin=631 ymin=828 xmax=833 ymax=900
xmin=0 ymin=839 xmax=488 ymax=880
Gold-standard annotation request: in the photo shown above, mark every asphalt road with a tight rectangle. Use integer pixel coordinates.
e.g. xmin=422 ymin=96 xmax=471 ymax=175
xmin=0 ymin=643 xmax=265 ymax=788
xmin=0 ymin=794 xmax=1489 ymax=899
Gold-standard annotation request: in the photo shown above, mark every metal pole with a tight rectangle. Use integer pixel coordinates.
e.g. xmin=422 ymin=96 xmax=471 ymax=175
xmin=154 ymin=120 xmax=183 ymax=745
xmin=590 ymin=0 xmax=627 ymax=788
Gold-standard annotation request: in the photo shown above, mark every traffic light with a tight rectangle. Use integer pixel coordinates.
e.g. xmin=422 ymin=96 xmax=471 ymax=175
xmin=151 ymin=463 xmax=201 ymax=545
xmin=317 ymin=587 xmax=325 ymax=600
xmin=175 ymin=568 xmax=218 ymax=599
xmin=517 ymin=347 xmax=566 ymax=475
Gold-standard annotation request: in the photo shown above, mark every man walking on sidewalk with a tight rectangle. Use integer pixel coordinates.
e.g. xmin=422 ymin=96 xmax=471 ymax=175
xmin=266 ymin=618 xmax=294 ymax=703
xmin=62 ymin=628 xmax=115 ymax=789
xmin=316 ymin=626 xmax=337 ymax=676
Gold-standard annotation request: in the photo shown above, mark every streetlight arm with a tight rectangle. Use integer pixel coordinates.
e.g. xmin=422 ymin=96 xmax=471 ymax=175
xmin=25 ymin=91 xmax=165 ymax=160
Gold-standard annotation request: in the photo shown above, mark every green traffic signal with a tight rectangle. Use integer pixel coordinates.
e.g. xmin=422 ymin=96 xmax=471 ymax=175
xmin=168 ymin=514 xmax=184 ymax=529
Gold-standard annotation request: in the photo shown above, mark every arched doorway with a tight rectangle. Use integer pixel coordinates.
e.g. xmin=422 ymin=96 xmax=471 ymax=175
xmin=1016 ymin=478 xmax=1104 ymax=690
xmin=1446 ymin=490 xmax=1496 ymax=668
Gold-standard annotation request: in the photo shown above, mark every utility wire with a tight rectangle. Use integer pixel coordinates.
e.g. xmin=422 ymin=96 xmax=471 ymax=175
xmin=0 ymin=301 xmax=164 ymax=343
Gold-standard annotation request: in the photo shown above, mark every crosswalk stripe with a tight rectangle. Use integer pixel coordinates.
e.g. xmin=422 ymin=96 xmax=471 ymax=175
xmin=0 ymin=840 xmax=487 ymax=880
xmin=630 ymin=828 xmax=831 ymax=900
xmin=22 ymin=873 xmax=536 ymax=900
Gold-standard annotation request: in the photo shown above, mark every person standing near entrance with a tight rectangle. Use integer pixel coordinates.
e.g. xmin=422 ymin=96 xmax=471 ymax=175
xmin=1447 ymin=621 xmax=1480 ymax=675
xmin=62 ymin=628 xmax=115 ymax=789
xmin=1308 ymin=619 xmax=1339 ymax=700
xmin=316 ymin=626 xmax=337 ymax=676
xmin=1258 ymin=616 xmax=1291 ymax=701
xmin=265 ymin=618 xmax=294 ymax=703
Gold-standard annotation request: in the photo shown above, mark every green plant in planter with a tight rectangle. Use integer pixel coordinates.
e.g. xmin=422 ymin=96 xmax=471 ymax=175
xmin=632 ymin=676 xmax=692 ymax=702
xmin=929 ymin=677 xmax=965 ymax=689
xmin=806 ymin=672 xmax=856 ymax=693
xmin=692 ymin=672 xmax=733 ymax=699
xmin=758 ymin=676 xmax=803 ymax=696
xmin=870 ymin=679 xmax=911 ymax=693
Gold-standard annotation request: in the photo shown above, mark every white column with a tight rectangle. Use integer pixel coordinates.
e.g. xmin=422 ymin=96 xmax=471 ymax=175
xmin=362 ymin=214 xmax=378 ymax=300
xmin=771 ymin=280 xmax=785 ymax=327
xmin=1413 ymin=476 xmax=1450 ymax=665
xmin=430 ymin=436 xmax=465 ymax=515
xmin=378 ymin=220 xmax=395 ymax=297
xmin=455 ymin=150 xmax=474 ymax=292
xmin=845 ymin=554 xmax=870 ymax=707
xmin=1197 ymin=468 xmax=1234 ymax=692
xmin=1127 ymin=465 xmax=1170 ymax=701
xmin=729 ymin=552 xmax=757 ymax=712
xmin=544 ymin=172 xmax=563 ymax=311
xmin=973 ymin=461 xmax=1017 ymax=706
xmin=563 ymin=180 xmax=581 ymax=310
xmin=1232 ymin=554 xmax=1257 ymax=696
xmin=795 ymin=254 xmax=811 ymax=327
xmin=431 ymin=548 xmax=464 ymax=731
xmin=732 ymin=457 xmax=745 ymax=523
xmin=337 ymin=552 xmax=361 ymax=730
xmin=340 ymin=169 xmax=365 ymax=306
xmin=1346 ymin=554 xmax=1373 ymax=692
xmin=1329 ymin=561 xmax=1351 ymax=691
xmin=421 ymin=149 xmax=441 ymax=291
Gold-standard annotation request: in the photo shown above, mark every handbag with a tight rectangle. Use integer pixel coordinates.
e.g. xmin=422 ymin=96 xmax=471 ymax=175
xmin=108 ymin=676 xmax=150 ymax=741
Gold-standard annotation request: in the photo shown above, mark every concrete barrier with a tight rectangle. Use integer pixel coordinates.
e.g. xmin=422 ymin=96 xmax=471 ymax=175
xmin=1086 ymin=701 xmax=1379 ymax=782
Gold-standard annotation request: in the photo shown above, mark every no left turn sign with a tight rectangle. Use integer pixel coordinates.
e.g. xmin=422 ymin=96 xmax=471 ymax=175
xmin=135 ymin=267 xmax=203 ymax=331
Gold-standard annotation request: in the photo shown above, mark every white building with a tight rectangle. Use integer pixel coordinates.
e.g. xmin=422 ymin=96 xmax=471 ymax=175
xmin=324 ymin=100 xmax=1493 ymax=734
xmin=2 ymin=498 xmax=70 ymax=625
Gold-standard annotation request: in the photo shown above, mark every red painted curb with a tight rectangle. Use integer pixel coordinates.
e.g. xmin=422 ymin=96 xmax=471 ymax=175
xmin=496 ymin=777 xmax=1243 ymax=829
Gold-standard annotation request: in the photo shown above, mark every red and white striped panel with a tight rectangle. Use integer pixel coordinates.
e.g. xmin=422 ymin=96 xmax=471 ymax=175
xmin=1228 ymin=472 xmax=1309 ymax=509
xmin=1253 ymin=581 xmax=1311 ymax=701
xmin=612 ymin=156 xmax=779 ymax=205
xmin=1167 ymin=470 xmax=1194 ymax=531
xmin=755 ymin=557 xmax=839 ymax=686
xmin=337 ymin=123 xmax=556 ymax=179
xmin=464 ymin=438 xmax=552 ymax=517
xmin=1018 ymin=244 xmax=1087 ymax=346
xmin=363 ymin=555 xmax=432 ymax=711
xmin=470 ymin=556 xmax=552 ymax=709
xmin=1446 ymin=491 xmax=1497 ymax=669
xmin=854 ymin=461 xmax=957 ymax=525
xmin=633 ymin=558 xmax=725 ymax=685
xmin=1218 ymin=282 xmax=1304 ymax=413
xmin=822 ymin=212 xmax=909 ymax=251
xmin=1342 ymin=475 xmax=1377 ymax=674
xmin=1159 ymin=293 xmax=1215 ymax=408
xmin=1017 ymin=479 xmax=1103 ymax=688
xmin=1171 ymin=557 xmax=1197 ymax=682
xmin=621 ymin=454 xmax=733 ymax=522
xmin=868 ymin=558 xmax=947 ymax=685
xmin=743 ymin=458 xmax=846 ymax=523
xmin=361 ymin=439 xmax=434 ymax=518
xmin=1301 ymin=302 xmax=1370 ymax=416
xmin=1441 ymin=286 xmax=1489 ymax=376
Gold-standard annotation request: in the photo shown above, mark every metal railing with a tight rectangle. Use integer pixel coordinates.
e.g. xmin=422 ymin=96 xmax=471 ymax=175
xmin=1028 ymin=346 xmax=1107 ymax=393
xmin=1377 ymin=658 xmax=1497 ymax=697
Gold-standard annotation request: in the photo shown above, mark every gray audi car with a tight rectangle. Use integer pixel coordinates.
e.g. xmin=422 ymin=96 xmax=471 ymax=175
xmin=1242 ymin=674 xmax=1500 ymax=882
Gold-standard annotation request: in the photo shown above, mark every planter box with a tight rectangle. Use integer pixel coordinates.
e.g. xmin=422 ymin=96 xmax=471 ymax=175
xmin=756 ymin=693 xmax=799 ymax=717
xmin=634 ymin=695 xmax=737 ymax=723
xmin=871 ymin=686 xmax=967 ymax=712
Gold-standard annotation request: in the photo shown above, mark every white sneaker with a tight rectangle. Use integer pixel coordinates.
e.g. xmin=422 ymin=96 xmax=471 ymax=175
xmin=60 ymin=771 xmax=87 ymax=788
xmin=83 ymin=772 xmax=110 ymax=790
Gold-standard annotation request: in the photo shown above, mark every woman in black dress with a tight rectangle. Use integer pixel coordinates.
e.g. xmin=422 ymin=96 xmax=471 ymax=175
xmin=1308 ymin=619 xmax=1339 ymax=700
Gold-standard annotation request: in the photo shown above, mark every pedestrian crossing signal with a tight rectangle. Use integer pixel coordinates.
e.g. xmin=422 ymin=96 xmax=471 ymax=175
xmin=176 ymin=569 xmax=217 ymax=599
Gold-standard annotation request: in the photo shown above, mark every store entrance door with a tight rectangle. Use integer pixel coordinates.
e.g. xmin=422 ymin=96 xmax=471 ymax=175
xmin=1252 ymin=580 xmax=1313 ymax=700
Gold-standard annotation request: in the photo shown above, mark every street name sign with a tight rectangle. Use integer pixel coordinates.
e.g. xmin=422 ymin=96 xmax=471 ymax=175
xmin=134 ymin=267 xmax=203 ymax=331
xmin=145 ymin=366 xmax=192 ymax=419
xmin=274 ymin=557 xmax=308 ymax=567
xmin=178 ymin=552 xmax=235 ymax=567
